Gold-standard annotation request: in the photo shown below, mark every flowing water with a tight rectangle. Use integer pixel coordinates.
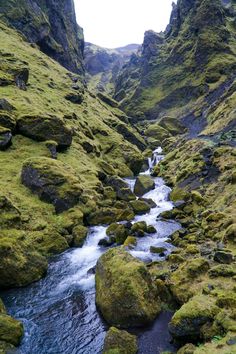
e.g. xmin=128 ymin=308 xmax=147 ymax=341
xmin=1 ymin=148 xmax=180 ymax=354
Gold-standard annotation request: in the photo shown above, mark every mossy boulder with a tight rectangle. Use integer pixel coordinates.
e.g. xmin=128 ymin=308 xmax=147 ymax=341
xmin=169 ymin=295 xmax=220 ymax=341
xmin=21 ymin=158 xmax=82 ymax=213
xmin=17 ymin=115 xmax=72 ymax=149
xmin=224 ymin=224 xmax=236 ymax=243
xmin=95 ymin=248 xmax=160 ymax=327
xmin=131 ymin=221 xmax=148 ymax=237
xmin=0 ymin=126 xmax=12 ymax=150
xmin=87 ymin=207 xmax=134 ymax=225
xmin=129 ymin=200 xmax=150 ymax=215
xmin=0 ymin=313 xmax=23 ymax=347
xmin=106 ymin=223 xmax=129 ymax=245
xmin=134 ymin=175 xmax=155 ymax=197
xmin=208 ymin=264 xmax=236 ymax=278
xmin=123 ymin=236 xmax=137 ymax=248
xmin=0 ymin=235 xmax=48 ymax=288
xmin=0 ymin=112 xmax=16 ymax=131
xmin=106 ymin=176 xmax=136 ymax=201
xmin=103 ymin=327 xmax=138 ymax=354
xmin=72 ymin=225 xmax=88 ymax=247
xmin=0 ymin=195 xmax=21 ymax=228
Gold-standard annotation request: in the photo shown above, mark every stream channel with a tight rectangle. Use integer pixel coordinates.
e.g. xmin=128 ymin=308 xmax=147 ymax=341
xmin=1 ymin=147 xmax=181 ymax=354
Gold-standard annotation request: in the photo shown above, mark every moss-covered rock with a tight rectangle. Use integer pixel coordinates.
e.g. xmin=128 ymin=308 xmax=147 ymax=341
xmin=131 ymin=221 xmax=148 ymax=237
xmin=0 ymin=313 xmax=23 ymax=347
xmin=95 ymin=248 xmax=160 ymax=327
xmin=129 ymin=199 xmax=150 ymax=215
xmin=134 ymin=175 xmax=155 ymax=197
xmin=0 ymin=126 xmax=12 ymax=150
xmin=105 ymin=176 xmax=136 ymax=201
xmin=106 ymin=223 xmax=129 ymax=245
xmin=102 ymin=327 xmax=138 ymax=354
xmin=72 ymin=225 xmax=88 ymax=247
xmin=17 ymin=115 xmax=72 ymax=149
xmin=21 ymin=157 xmax=82 ymax=213
xmin=169 ymin=295 xmax=220 ymax=341
xmin=0 ymin=112 xmax=16 ymax=131
xmin=0 ymin=234 xmax=48 ymax=288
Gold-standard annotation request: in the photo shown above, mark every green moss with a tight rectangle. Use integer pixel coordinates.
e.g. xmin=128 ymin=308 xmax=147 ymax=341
xmin=102 ymin=327 xmax=138 ymax=354
xmin=0 ymin=314 xmax=23 ymax=347
xmin=95 ymin=247 xmax=160 ymax=327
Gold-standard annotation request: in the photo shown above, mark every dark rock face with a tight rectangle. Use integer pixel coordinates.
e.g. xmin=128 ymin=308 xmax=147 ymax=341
xmin=0 ymin=0 xmax=84 ymax=74
xmin=84 ymin=42 xmax=140 ymax=94
xmin=17 ymin=115 xmax=72 ymax=149
xmin=21 ymin=158 xmax=82 ymax=213
xmin=0 ymin=127 xmax=12 ymax=150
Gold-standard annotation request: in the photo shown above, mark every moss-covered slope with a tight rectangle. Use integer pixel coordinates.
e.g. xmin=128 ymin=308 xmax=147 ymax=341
xmin=0 ymin=0 xmax=84 ymax=74
xmin=115 ymin=0 xmax=236 ymax=138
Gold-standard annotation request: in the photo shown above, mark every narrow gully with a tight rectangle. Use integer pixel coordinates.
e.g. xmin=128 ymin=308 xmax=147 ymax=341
xmin=1 ymin=148 xmax=181 ymax=354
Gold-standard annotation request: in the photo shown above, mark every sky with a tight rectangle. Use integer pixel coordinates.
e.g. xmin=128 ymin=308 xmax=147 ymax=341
xmin=74 ymin=0 xmax=175 ymax=49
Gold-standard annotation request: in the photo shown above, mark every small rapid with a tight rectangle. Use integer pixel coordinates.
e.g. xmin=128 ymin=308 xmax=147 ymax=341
xmin=1 ymin=148 xmax=180 ymax=354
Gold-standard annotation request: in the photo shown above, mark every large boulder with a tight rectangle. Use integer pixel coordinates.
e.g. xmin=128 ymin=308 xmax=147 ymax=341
xmin=0 ymin=126 xmax=12 ymax=150
xmin=87 ymin=207 xmax=134 ymax=226
xmin=17 ymin=115 xmax=72 ymax=149
xmin=0 ymin=234 xmax=48 ymax=288
xmin=0 ymin=310 xmax=23 ymax=347
xmin=129 ymin=200 xmax=150 ymax=215
xmin=103 ymin=327 xmax=138 ymax=354
xmin=21 ymin=158 xmax=82 ymax=213
xmin=134 ymin=175 xmax=155 ymax=197
xmin=106 ymin=176 xmax=136 ymax=201
xmin=95 ymin=248 xmax=160 ymax=327
xmin=169 ymin=295 xmax=220 ymax=341
xmin=0 ymin=112 xmax=16 ymax=131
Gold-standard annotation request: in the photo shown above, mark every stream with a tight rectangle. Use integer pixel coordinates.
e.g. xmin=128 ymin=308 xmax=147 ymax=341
xmin=1 ymin=147 xmax=180 ymax=354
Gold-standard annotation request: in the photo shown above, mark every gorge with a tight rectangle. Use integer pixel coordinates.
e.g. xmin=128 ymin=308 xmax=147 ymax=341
xmin=0 ymin=1 xmax=236 ymax=354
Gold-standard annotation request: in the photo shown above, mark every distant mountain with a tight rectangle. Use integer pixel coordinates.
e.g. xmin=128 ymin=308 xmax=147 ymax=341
xmin=84 ymin=42 xmax=140 ymax=94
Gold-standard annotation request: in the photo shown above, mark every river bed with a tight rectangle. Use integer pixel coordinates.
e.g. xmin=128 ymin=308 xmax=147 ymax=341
xmin=1 ymin=148 xmax=180 ymax=354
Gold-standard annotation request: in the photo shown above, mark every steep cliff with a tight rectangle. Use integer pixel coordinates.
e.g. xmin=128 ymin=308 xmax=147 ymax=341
xmin=84 ymin=43 xmax=140 ymax=95
xmin=115 ymin=0 xmax=236 ymax=137
xmin=0 ymin=0 xmax=84 ymax=74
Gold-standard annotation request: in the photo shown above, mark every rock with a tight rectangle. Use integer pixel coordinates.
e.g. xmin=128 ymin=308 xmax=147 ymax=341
xmin=45 ymin=140 xmax=58 ymax=159
xmin=0 ymin=236 xmax=48 ymax=288
xmin=224 ymin=224 xmax=236 ymax=243
xmin=139 ymin=197 xmax=157 ymax=208
xmin=147 ymin=225 xmax=157 ymax=234
xmin=21 ymin=158 xmax=82 ymax=213
xmin=169 ymin=295 xmax=220 ymax=341
xmin=106 ymin=223 xmax=129 ymax=245
xmin=17 ymin=115 xmax=72 ymax=149
xmin=0 ymin=195 xmax=21 ymax=228
xmin=0 ymin=98 xmax=14 ymax=111
xmin=87 ymin=207 xmax=134 ymax=225
xmin=95 ymin=248 xmax=160 ymax=327
xmin=72 ymin=225 xmax=88 ymax=247
xmin=0 ymin=313 xmax=23 ymax=346
xmin=208 ymin=264 xmax=236 ymax=278
xmin=214 ymin=250 xmax=234 ymax=264
xmin=150 ymin=246 xmax=167 ymax=254
xmin=0 ymin=127 xmax=12 ymax=150
xmin=81 ymin=141 xmax=94 ymax=153
xmin=129 ymin=200 xmax=150 ymax=215
xmin=124 ymin=236 xmax=137 ymax=248
xmin=97 ymin=92 xmax=118 ymax=108
xmin=134 ymin=175 xmax=155 ymax=197
xmin=102 ymin=327 xmax=138 ymax=354
xmin=14 ymin=67 xmax=29 ymax=90
xmin=0 ymin=112 xmax=16 ymax=131
xmin=131 ymin=221 xmax=148 ymax=237
xmin=106 ymin=176 xmax=136 ymax=201
xmin=65 ymin=92 xmax=83 ymax=104
xmin=177 ymin=343 xmax=196 ymax=354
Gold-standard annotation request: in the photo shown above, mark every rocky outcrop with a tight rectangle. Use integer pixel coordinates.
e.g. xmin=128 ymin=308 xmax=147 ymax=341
xmin=0 ymin=299 xmax=23 ymax=347
xmin=0 ymin=0 xmax=84 ymax=74
xmin=17 ymin=115 xmax=73 ymax=149
xmin=95 ymin=248 xmax=160 ymax=327
xmin=134 ymin=175 xmax=155 ymax=197
xmin=84 ymin=43 xmax=139 ymax=94
xmin=21 ymin=158 xmax=82 ymax=213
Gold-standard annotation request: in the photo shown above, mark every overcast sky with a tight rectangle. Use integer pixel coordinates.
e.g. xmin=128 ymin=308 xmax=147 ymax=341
xmin=74 ymin=0 xmax=175 ymax=48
